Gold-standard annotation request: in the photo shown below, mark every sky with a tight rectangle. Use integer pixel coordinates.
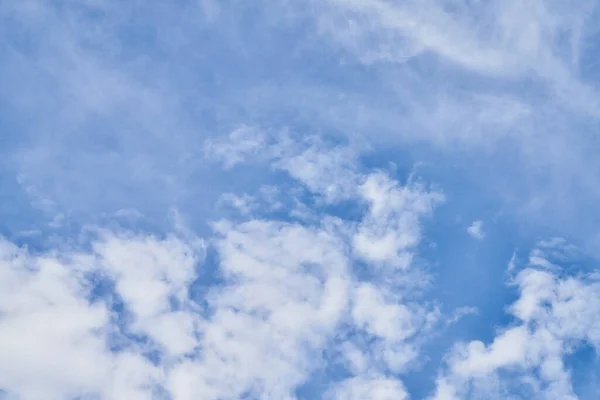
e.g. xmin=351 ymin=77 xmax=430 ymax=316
xmin=1 ymin=0 xmax=600 ymax=399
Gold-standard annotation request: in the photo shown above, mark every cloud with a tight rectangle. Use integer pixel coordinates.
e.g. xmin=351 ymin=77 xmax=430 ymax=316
xmin=199 ymin=131 xmax=445 ymax=397
xmin=0 ymin=238 xmax=111 ymax=400
xmin=446 ymin=306 xmax=478 ymax=326
xmin=431 ymin=241 xmax=600 ymax=399
xmin=4 ymin=1 xmax=600 ymax=399
xmin=204 ymin=125 xmax=269 ymax=169
xmin=318 ymin=0 xmax=595 ymax=88
xmin=0 ymin=232 xmax=196 ymax=400
xmin=305 ymin=0 xmax=600 ymax=249
xmin=0 ymin=0 xmax=210 ymax=226
xmin=325 ymin=376 xmax=408 ymax=400
xmin=467 ymin=220 xmax=485 ymax=240
xmin=169 ymin=219 xmax=353 ymax=399
xmin=3 ymin=0 xmax=600 ymax=253
xmin=94 ymin=231 xmax=204 ymax=358
xmin=0 ymin=137 xmax=446 ymax=399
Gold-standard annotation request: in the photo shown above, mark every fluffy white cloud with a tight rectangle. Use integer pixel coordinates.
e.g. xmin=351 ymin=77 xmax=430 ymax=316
xmin=354 ymin=172 xmax=443 ymax=268
xmin=0 ymin=234 xmax=182 ymax=400
xmin=467 ymin=220 xmax=485 ymax=240
xmin=95 ymin=232 xmax=203 ymax=357
xmin=0 ymin=136 xmax=445 ymax=399
xmin=186 ymin=132 xmax=445 ymax=399
xmin=0 ymin=239 xmax=110 ymax=400
xmin=431 ymin=240 xmax=600 ymax=399
xmin=169 ymin=219 xmax=351 ymax=400
xmin=326 ymin=376 xmax=408 ymax=400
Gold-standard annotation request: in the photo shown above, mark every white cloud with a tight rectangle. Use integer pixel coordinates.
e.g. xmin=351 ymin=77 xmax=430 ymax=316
xmin=0 ymin=137 xmax=446 ymax=399
xmin=303 ymin=0 xmax=600 ymax=251
xmin=95 ymin=232 xmax=204 ymax=358
xmin=4 ymin=0 xmax=600 ymax=266
xmin=207 ymin=130 xmax=444 ymax=267
xmin=354 ymin=172 xmax=444 ymax=268
xmin=274 ymin=140 xmax=361 ymax=204
xmin=168 ymin=219 xmax=352 ymax=400
xmin=326 ymin=376 xmax=408 ymax=400
xmin=467 ymin=220 xmax=485 ymax=240
xmin=204 ymin=125 xmax=269 ymax=169
xmin=446 ymin=306 xmax=478 ymax=326
xmin=185 ymin=136 xmax=444 ymax=398
xmin=432 ymin=242 xmax=600 ymax=399
xmin=319 ymin=0 xmax=597 ymax=100
xmin=0 ymin=235 xmax=167 ymax=400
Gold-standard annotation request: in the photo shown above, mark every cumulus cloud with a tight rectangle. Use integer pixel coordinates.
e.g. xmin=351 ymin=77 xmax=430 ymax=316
xmin=0 ymin=232 xmax=199 ymax=400
xmin=0 ymin=136 xmax=445 ymax=399
xmin=467 ymin=220 xmax=485 ymax=240
xmin=431 ymin=241 xmax=600 ymax=399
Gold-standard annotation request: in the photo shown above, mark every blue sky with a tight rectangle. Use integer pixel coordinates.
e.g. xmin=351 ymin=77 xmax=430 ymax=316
xmin=2 ymin=1 xmax=600 ymax=399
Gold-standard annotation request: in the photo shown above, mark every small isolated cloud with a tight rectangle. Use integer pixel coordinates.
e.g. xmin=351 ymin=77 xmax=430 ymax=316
xmin=204 ymin=125 xmax=269 ymax=169
xmin=467 ymin=220 xmax=485 ymax=240
xmin=507 ymin=250 xmax=517 ymax=272
xmin=446 ymin=306 xmax=478 ymax=326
